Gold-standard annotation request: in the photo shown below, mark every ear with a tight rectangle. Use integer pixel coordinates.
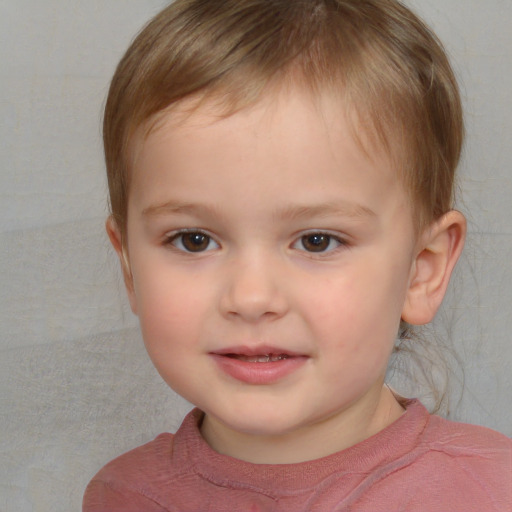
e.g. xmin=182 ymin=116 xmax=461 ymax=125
xmin=402 ymin=210 xmax=466 ymax=325
xmin=105 ymin=216 xmax=138 ymax=314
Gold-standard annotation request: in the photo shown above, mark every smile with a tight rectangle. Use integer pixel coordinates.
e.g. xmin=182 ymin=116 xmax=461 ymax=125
xmin=225 ymin=353 xmax=290 ymax=363
xmin=211 ymin=346 xmax=307 ymax=384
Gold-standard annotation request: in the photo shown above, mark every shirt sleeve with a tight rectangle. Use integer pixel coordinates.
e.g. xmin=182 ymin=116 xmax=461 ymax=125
xmin=83 ymin=479 xmax=168 ymax=512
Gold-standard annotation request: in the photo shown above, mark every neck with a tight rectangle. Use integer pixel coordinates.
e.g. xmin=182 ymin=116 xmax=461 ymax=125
xmin=200 ymin=385 xmax=405 ymax=464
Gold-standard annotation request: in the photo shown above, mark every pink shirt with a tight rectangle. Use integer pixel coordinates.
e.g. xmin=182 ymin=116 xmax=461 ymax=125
xmin=83 ymin=400 xmax=511 ymax=511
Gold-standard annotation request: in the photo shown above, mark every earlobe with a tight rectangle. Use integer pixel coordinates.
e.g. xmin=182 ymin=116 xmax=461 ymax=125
xmin=105 ymin=216 xmax=138 ymax=314
xmin=402 ymin=210 xmax=466 ymax=325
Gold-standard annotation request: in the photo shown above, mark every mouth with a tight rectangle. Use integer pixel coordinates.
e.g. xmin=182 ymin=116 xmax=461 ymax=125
xmin=210 ymin=346 xmax=307 ymax=384
xmin=224 ymin=353 xmax=291 ymax=363
xmin=212 ymin=345 xmax=303 ymax=361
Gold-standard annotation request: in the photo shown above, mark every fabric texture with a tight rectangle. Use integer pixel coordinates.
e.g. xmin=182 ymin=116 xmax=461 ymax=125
xmin=83 ymin=399 xmax=512 ymax=511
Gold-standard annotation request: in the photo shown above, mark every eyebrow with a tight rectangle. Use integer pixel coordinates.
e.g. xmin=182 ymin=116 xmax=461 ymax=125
xmin=142 ymin=201 xmax=220 ymax=218
xmin=142 ymin=200 xmax=376 ymax=221
xmin=277 ymin=202 xmax=376 ymax=221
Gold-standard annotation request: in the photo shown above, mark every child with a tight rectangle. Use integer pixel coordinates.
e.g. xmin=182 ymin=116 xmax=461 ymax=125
xmin=83 ymin=0 xmax=511 ymax=510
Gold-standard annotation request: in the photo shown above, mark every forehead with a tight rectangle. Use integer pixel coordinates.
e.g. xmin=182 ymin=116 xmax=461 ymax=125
xmin=127 ymin=86 xmax=412 ymax=227
xmin=135 ymin=83 xmax=398 ymax=176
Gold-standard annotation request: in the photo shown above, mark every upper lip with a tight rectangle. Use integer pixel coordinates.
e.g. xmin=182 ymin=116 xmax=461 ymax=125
xmin=211 ymin=345 xmax=305 ymax=357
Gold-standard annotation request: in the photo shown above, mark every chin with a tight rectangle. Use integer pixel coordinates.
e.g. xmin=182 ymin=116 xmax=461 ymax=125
xmin=219 ymin=406 xmax=310 ymax=438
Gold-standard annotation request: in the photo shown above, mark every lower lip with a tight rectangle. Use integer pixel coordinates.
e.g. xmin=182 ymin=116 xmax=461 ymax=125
xmin=211 ymin=354 xmax=308 ymax=385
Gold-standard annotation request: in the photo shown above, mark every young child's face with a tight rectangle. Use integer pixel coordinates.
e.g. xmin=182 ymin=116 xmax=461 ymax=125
xmin=122 ymin=87 xmax=419 ymax=460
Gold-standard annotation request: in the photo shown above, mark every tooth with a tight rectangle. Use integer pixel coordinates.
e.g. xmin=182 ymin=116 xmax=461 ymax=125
xmin=233 ymin=353 xmax=290 ymax=362
xmin=243 ymin=355 xmax=267 ymax=363
xmin=243 ymin=354 xmax=272 ymax=362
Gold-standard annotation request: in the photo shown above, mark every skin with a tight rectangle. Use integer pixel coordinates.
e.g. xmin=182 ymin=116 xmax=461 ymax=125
xmin=108 ymin=86 xmax=466 ymax=464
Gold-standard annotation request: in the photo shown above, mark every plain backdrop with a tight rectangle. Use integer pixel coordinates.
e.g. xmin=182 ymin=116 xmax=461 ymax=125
xmin=1 ymin=1 xmax=511 ymax=510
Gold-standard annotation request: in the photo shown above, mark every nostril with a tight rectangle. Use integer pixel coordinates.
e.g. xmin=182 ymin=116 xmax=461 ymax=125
xmin=220 ymin=284 xmax=288 ymax=322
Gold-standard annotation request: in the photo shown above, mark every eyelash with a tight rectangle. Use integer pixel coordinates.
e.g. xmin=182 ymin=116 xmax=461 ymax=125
xmin=163 ymin=230 xmax=348 ymax=255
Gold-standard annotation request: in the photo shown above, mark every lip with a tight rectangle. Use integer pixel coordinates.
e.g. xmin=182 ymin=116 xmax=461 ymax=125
xmin=210 ymin=345 xmax=308 ymax=385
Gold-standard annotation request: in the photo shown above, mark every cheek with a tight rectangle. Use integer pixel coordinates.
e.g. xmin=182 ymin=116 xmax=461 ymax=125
xmin=310 ymin=289 xmax=400 ymax=397
xmin=132 ymin=266 xmax=211 ymax=352
xmin=132 ymin=270 xmax=214 ymax=396
xmin=304 ymin=263 xmax=406 ymax=357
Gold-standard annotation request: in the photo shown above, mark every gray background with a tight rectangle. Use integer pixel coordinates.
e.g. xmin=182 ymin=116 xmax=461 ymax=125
xmin=1 ymin=1 xmax=511 ymax=510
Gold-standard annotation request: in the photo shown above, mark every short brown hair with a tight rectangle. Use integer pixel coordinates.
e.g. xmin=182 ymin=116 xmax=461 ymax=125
xmin=104 ymin=0 xmax=463 ymax=238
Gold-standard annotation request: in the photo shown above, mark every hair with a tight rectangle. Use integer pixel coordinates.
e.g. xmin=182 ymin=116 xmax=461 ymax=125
xmin=104 ymin=0 xmax=463 ymax=241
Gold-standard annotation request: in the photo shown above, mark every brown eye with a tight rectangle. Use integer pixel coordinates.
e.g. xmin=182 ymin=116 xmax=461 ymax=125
xmin=170 ymin=231 xmax=218 ymax=252
xmin=301 ymin=234 xmax=332 ymax=252
xmin=181 ymin=233 xmax=210 ymax=252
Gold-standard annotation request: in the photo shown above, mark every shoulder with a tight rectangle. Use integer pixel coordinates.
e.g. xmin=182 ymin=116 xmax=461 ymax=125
xmin=424 ymin=413 xmax=512 ymax=462
xmin=83 ymin=433 xmax=176 ymax=512
xmin=362 ymin=402 xmax=511 ymax=511
xmin=411 ymin=412 xmax=512 ymax=509
xmin=398 ymin=399 xmax=511 ymax=463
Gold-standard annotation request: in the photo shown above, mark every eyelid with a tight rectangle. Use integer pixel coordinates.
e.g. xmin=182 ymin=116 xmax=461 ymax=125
xmin=164 ymin=227 xmax=212 ymax=237
xmin=294 ymin=229 xmax=349 ymax=242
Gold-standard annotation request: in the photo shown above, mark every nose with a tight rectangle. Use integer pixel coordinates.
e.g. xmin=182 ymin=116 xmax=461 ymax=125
xmin=219 ymin=252 xmax=289 ymax=323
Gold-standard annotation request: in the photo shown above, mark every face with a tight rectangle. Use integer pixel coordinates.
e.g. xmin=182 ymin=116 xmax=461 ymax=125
xmin=121 ymin=87 xmax=420 ymax=461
